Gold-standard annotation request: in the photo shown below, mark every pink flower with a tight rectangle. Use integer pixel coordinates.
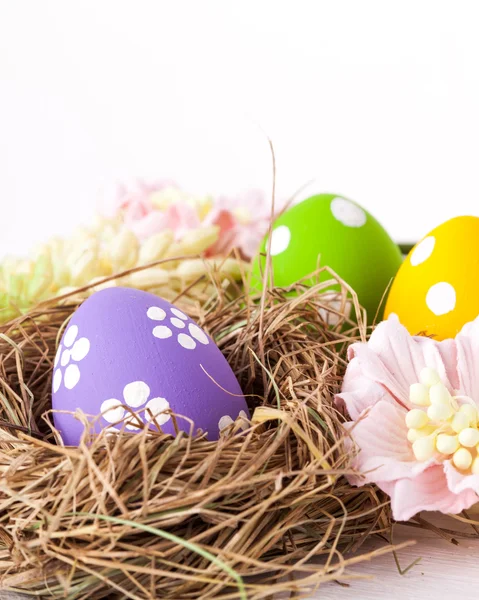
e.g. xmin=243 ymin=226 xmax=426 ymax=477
xmin=336 ymin=314 xmax=479 ymax=521
xmin=101 ymin=180 xmax=280 ymax=258
xmin=101 ymin=180 xmax=183 ymax=240
xmin=205 ymin=189 xmax=279 ymax=258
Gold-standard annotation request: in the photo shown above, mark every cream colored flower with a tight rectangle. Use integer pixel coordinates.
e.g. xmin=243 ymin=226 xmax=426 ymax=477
xmin=0 ymin=215 xmax=247 ymax=323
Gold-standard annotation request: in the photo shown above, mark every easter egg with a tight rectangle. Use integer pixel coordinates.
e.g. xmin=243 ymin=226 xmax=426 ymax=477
xmin=250 ymin=194 xmax=402 ymax=321
xmin=52 ymin=287 xmax=248 ymax=445
xmin=385 ymin=216 xmax=479 ymax=340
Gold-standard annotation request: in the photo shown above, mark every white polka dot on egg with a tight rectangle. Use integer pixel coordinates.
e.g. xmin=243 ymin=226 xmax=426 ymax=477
xmin=178 ymin=333 xmax=196 ymax=350
xmin=153 ymin=325 xmax=173 ymax=339
xmin=426 ymin=282 xmax=456 ymax=316
xmin=171 ymin=308 xmax=188 ymax=320
xmin=145 ymin=397 xmax=170 ymax=425
xmin=147 ymin=306 xmax=167 ymax=321
xmin=123 ymin=380 xmax=150 ymax=407
xmin=53 ymin=369 xmax=62 ymax=393
xmin=170 ymin=317 xmax=185 ymax=329
xmin=188 ymin=323 xmax=209 ymax=345
xmin=269 ymin=225 xmax=291 ymax=256
xmin=124 ymin=415 xmax=141 ymax=430
xmin=100 ymin=399 xmax=125 ymax=423
xmin=60 ymin=349 xmax=71 ymax=367
xmin=71 ymin=337 xmax=90 ymax=362
xmin=64 ymin=364 xmax=81 ymax=389
xmin=64 ymin=325 xmax=78 ymax=348
xmin=54 ymin=345 xmax=62 ymax=368
xmin=410 ymin=236 xmax=435 ymax=266
xmin=330 ymin=197 xmax=367 ymax=228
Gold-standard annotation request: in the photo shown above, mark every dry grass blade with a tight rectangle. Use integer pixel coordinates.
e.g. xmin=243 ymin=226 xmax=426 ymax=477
xmin=0 ymin=264 xmax=397 ymax=598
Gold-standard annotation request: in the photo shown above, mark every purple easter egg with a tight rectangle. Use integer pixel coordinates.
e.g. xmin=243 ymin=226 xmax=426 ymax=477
xmin=52 ymin=287 xmax=248 ymax=445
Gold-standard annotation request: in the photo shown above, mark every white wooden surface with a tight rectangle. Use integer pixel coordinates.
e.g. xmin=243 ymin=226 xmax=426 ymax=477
xmin=313 ymin=513 xmax=479 ymax=600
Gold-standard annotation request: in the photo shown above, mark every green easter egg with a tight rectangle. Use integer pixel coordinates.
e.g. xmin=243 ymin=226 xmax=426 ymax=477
xmin=250 ymin=194 xmax=402 ymax=322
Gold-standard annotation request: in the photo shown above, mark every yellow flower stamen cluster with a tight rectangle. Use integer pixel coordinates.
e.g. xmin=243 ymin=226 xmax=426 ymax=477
xmin=407 ymin=367 xmax=479 ymax=473
xmin=0 ymin=213 xmax=247 ymax=323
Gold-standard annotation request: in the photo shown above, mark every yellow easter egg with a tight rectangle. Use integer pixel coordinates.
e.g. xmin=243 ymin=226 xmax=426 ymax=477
xmin=385 ymin=216 xmax=479 ymax=340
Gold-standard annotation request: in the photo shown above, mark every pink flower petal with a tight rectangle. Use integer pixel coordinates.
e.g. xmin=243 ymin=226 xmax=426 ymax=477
xmin=235 ymin=223 xmax=271 ymax=258
xmin=415 ymin=335 xmax=460 ymax=391
xmin=204 ymin=192 xmax=280 ymax=257
xmin=203 ymin=208 xmax=238 ymax=256
xmin=344 ymin=401 xmax=435 ymax=485
xmin=164 ymin=203 xmax=201 ymax=240
xmin=456 ymin=316 xmax=479 ymax=399
xmin=205 ymin=208 xmax=237 ymax=241
xmin=215 ymin=189 xmax=276 ymax=221
xmin=380 ymin=466 xmax=478 ymax=521
xmin=336 ymin=357 xmax=394 ymax=419
xmin=98 ymin=179 xmax=181 ymax=236
xmin=349 ymin=315 xmax=456 ymax=409
xmin=444 ymin=460 xmax=479 ymax=496
xmin=130 ymin=211 xmax=169 ymax=240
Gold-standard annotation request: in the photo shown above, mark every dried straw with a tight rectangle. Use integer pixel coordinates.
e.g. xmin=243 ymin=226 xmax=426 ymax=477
xmin=0 ymin=262 xmax=400 ymax=599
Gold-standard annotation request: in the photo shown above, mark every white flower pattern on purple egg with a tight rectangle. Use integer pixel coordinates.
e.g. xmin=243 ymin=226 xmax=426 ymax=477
xmin=147 ymin=306 xmax=210 ymax=350
xmin=53 ymin=324 xmax=91 ymax=393
xmin=101 ymin=380 xmax=171 ymax=431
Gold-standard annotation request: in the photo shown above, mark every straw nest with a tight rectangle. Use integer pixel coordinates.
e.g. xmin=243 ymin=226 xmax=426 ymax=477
xmin=0 ymin=262 xmax=395 ymax=599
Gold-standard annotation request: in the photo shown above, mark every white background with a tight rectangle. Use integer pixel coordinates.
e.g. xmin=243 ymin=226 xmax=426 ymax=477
xmin=2 ymin=0 xmax=479 ymax=258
